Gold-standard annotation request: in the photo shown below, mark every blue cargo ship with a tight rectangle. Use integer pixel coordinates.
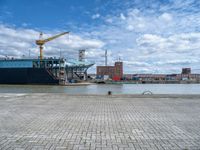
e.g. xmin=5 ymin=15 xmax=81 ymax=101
xmin=0 ymin=58 xmax=66 ymax=85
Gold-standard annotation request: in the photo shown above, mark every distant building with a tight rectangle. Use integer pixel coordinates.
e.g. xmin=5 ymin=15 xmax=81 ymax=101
xmin=181 ymin=68 xmax=191 ymax=80
xmin=182 ymin=68 xmax=191 ymax=74
xmin=79 ymin=50 xmax=85 ymax=62
xmin=96 ymin=66 xmax=115 ymax=78
xmin=96 ymin=61 xmax=123 ymax=81
xmin=114 ymin=62 xmax=123 ymax=80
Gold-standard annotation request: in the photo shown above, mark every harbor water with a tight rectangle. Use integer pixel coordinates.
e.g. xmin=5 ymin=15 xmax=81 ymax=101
xmin=0 ymin=84 xmax=200 ymax=94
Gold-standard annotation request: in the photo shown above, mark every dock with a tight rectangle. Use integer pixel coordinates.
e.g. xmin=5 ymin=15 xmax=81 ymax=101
xmin=0 ymin=94 xmax=200 ymax=149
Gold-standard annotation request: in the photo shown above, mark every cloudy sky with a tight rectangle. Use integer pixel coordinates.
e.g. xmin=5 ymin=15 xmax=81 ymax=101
xmin=0 ymin=0 xmax=200 ymax=74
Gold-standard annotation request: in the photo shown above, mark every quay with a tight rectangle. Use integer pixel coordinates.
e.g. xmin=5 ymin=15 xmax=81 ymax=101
xmin=0 ymin=94 xmax=200 ymax=149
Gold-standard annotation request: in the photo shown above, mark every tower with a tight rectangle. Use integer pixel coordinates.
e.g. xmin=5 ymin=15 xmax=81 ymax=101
xmin=79 ymin=50 xmax=86 ymax=62
xmin=105 ymin=50 xmax=107 ymax=66
xmin=114 ymin=61 xmax=123 ymax=81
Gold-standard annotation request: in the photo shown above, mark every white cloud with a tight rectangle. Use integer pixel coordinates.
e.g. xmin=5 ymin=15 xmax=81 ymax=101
xmin=0 ymin=24 xmax=104 ymax=59
xmin=120 ymin=13 xmax=126 ymax=20
xmin=137 ymin=33 xmax=200 ymax=53
xmin=85 ymin=5 xmax=200 ymax=73
xmin=92 ymin=13 xmax=100 ymax=19
xmin=159 ymin=13 xmax=173 ymax=22
xmin=105 ymin=18 xmax=113 ymax=23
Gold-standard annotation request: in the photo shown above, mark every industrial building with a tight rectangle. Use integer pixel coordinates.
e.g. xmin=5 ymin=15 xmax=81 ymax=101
xmin=96 ymin=61 xmax=123 ymax=81
xmin=182 ymin=68 xmax=191 ymax=74
xmin=123 ymin=68 xmax=200 ymax=83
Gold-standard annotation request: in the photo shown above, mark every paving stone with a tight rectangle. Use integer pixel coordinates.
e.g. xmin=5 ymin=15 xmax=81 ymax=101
xmin=0 ymin=94 xmax=199 ymax=150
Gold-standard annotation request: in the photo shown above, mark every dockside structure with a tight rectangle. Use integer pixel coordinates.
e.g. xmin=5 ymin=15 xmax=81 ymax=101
xmin=0 ymin=58 xmax=94 ymax=84
xmin=0 ymin=58 xmax=65 ymax=84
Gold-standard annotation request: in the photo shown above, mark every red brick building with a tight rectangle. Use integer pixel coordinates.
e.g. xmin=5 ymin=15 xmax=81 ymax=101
xmin=96 ymin=66 xmax=115 ymax=78
xmin=96 ymin=61 xmax=123 ymax=81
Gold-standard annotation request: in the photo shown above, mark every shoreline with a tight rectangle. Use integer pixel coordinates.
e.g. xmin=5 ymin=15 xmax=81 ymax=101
xmin=1 ymin=93 xmax=200 ymax=98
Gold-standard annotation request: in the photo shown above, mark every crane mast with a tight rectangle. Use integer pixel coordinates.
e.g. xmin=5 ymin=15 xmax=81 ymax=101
xmin=36 ymin=32 xmax=69 ymax=60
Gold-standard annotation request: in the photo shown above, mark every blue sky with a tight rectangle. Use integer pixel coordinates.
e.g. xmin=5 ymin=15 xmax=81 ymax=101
xmin=0 ymin=0 xmax=200 ymax=73
xmin=0 ymin=0 xmax=129 ymax=30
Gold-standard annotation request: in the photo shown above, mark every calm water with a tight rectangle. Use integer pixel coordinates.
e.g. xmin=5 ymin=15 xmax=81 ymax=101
xmin=0 ymin=84 xmax=200 ymax=94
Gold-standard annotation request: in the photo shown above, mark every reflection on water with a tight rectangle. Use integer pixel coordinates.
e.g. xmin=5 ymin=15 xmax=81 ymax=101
xmin=0 ymin=84 xmax=200 ymax=94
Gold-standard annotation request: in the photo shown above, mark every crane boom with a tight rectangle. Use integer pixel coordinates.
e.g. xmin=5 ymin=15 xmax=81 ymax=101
xmin=44 ymin=32 xmax=69 ymax=43
xmin=35 ymin=31 xmax=69 ymax=60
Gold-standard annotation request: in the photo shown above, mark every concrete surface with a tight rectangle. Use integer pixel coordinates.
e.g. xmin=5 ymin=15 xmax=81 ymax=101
xmin=0 ymin=94 xmax=200 ymax=150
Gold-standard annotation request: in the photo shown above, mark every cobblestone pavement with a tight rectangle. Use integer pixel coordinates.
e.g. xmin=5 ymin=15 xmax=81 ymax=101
xmin=0 ymin=94 xmax=200 ymax=150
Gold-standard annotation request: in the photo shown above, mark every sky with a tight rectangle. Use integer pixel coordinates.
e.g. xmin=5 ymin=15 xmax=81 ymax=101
xmin=0 ymin=0 xmax=200 ymax=74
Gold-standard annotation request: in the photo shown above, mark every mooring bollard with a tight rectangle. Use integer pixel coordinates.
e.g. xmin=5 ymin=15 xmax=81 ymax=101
xmin=108 ymin=91 xmax=112 ymax=95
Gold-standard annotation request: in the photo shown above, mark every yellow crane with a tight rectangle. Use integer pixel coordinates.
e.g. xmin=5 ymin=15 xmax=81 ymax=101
xmin=36 ymin=32 xmax=69 ymax=60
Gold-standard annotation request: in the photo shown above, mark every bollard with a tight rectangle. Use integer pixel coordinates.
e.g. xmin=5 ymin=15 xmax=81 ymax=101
xmin=108 ymin=91 xmax=112 ymax=95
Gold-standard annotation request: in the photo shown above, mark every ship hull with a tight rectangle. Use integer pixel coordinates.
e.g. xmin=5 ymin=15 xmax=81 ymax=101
xmin=0 ymin=68 xmax=59 ymax=85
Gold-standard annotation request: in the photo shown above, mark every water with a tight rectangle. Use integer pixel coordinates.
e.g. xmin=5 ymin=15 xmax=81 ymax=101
xmin=0 ymin=84 xmax=200 ymax=94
